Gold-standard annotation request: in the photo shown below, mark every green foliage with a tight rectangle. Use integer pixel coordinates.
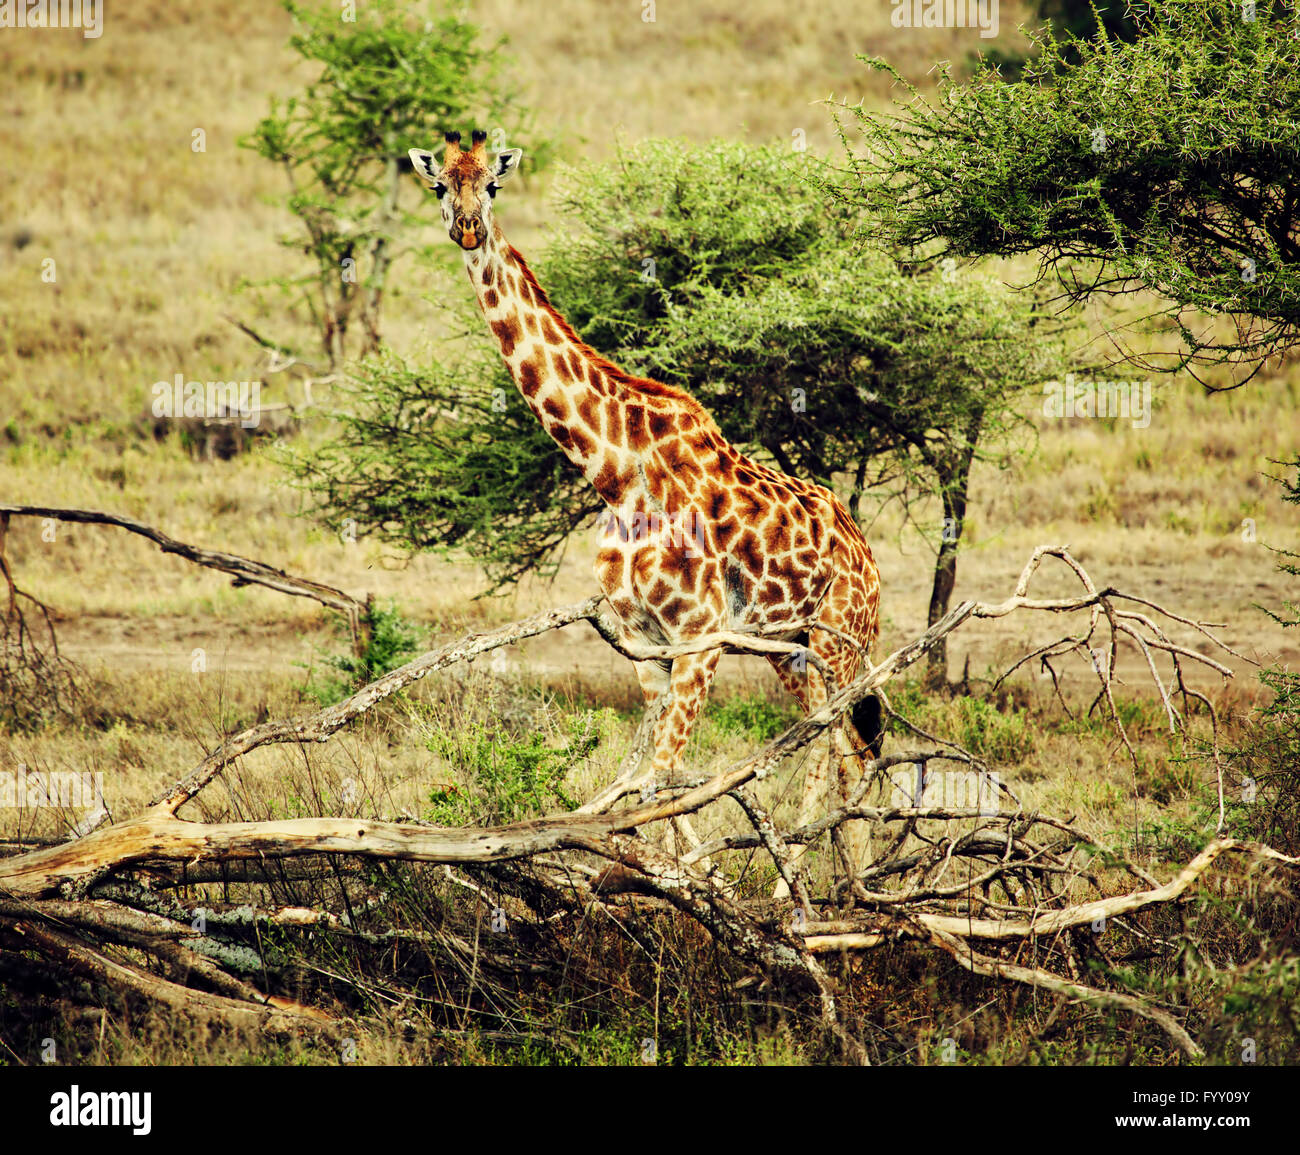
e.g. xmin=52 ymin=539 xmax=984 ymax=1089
xmin=241 ymin=0 xmax=542 ymax=367
xmin=283 ymin=347 xmax=592 ymax=584
xmin=543 ymin=139 xmax=1055 ymax=506
xmin=427 ymin=713 xmax=598 ymax=825
xmin=293 ymin=138 xmax=1057 ymax=602
xmin=949 ymin=696 xmax=1035 ymax=763
xmin=886 ymin=680 xmax=1035 ymax=763
xmin=304 ymin=598 xmax=424 ymax=705
xmin=835 ymin=0 xmax=1300 ymax=383
xmin=707 ymin=694 xmax=801 ymax=743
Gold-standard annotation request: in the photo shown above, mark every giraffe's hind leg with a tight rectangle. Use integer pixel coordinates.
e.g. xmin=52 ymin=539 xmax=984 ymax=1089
xmin=766 ymin=646 xmax=830 ymax=900
xmin=812 ymin=630 xmax=882 ymax=884
xmin=768 ymin=630 xmax=881 ymax=898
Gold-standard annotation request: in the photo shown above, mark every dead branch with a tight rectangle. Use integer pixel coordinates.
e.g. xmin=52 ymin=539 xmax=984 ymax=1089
xmin=0 ymin=545 xmax=1282 ymax=1058
xmin=0 ymin=512 xmax=83 ymax=722
xmin=0 ymin=504 xmax=369 ymax=655
xmin=919 ymin=920 xmax=1205 ymax=1059
xmin=799 ymin=837 xmax=1299 ymax=948
xmin=0 ymin=914 xmax=334 ymax=1035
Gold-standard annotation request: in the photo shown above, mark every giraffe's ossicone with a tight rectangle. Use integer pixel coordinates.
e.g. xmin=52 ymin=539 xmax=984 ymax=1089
xmin=410 ymin=132 xmax=884 ymax=891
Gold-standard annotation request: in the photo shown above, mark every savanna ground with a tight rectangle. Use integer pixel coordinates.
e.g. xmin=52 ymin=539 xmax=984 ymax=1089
xmin=1 ymin=1 xmax=1297 ymax=1066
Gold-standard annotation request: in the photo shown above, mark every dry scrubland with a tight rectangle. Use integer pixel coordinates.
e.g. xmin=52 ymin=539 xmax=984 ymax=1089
xmin=0 ymin=1 xmax=1297 ymax=1064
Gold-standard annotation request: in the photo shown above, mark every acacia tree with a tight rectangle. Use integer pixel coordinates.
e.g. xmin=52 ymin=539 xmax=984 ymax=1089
xmin=240 ymin=0 xmax=540 ymax=370
xmin=832 ymin=0 xmax=1300 ymax=386
xmin=984 ymin=0 xmax=1142 ymax=76
xmin=289 ymin=140 xmax=1059 ymax=682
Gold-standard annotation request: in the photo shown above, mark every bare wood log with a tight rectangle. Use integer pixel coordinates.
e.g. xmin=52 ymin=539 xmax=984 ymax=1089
xmin=0 ymin=895 xmax=191 ymax=939
xmin=0 ymin=916 xmax=333 ymax=1033
xmin=5 ymin=751 xmax=811 ymax=895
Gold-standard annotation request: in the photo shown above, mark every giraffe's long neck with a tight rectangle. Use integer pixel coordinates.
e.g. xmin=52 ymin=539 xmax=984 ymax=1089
xmin=464 ymin=222 xmax=644 ymax=511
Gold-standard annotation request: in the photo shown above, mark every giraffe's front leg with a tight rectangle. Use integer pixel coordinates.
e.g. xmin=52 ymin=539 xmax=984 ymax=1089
xmin=611 ymin=659 xmax=671 ymax=790
xmin=645 ymin=649 xmax=721 ymax=864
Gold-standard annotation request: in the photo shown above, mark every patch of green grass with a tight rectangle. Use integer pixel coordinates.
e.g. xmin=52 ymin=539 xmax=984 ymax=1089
xmin=427 ymin=712 xmax=600 ymax=825
xmin=481 ymin=1013 xmax=806 ymax=1066
xmin=706 ymin=694 xmax=801 ymax=743
xmin=302 ymin=598 xmax=424 ymax=706
xmin=949 ymin=696 xmax=1035 ymax=763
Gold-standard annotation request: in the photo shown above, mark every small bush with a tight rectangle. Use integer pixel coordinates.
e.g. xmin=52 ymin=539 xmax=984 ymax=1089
xmin=427 ymin=713 xmax=599 ymax=825
xmin=951 ymin=696 xmax=1034 ymax=763
xmin=708 ymin=694 xmax=801 ymax=744
xmin=303 ymin=598 xmax=424 ymax=706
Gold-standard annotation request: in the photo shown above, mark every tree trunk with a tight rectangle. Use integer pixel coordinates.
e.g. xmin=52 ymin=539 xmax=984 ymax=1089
xmin=923 ymin=411 xmax=983 ymax=691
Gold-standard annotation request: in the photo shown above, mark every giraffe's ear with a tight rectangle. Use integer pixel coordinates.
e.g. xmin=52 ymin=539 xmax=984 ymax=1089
xmin=490 ymin=148 xmax=524 ymax=187
xmin=408 ymin=149 xmax=445 ymax=192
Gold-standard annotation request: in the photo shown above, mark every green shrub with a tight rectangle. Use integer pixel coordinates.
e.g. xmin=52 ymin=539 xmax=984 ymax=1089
xmin=951 ymin=696 xmax=1034 ymax=763
xmin=427 ymin=713 xmax=598 ymax=825
xmin=304 ymin=598 xmax=424 ymax=706
xmin=708 ymin=695 xmax=801 ymax=744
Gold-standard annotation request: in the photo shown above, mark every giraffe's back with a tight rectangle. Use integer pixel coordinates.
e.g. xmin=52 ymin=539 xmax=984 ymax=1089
xmin=593 ymin=385 xmax=880 ymax=656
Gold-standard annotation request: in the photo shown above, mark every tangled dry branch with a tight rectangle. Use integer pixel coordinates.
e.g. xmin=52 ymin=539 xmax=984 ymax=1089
xmin=0 ymin=512 xmax=83 ymax=725
xmin=0 ymin=543 xmax=1291 ymax=1061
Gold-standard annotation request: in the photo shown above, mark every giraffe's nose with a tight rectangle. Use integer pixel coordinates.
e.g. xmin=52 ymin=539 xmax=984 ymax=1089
xmin=453 ymin=216 xmax=483 ymax=250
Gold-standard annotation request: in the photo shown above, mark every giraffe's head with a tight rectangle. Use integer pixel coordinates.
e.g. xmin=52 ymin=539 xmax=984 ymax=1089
xmin=408 ymin=130 xmax=523 ymax=252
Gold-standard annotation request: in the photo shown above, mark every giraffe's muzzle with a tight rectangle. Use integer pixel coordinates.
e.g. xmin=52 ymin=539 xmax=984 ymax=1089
xmin=451 ymin=216 xmax=484 ymax=250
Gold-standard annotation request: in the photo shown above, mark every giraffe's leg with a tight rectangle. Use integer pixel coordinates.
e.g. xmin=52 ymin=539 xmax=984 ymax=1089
xmin=767 ymin=648 xmax=831 ymax=900
xmin=574 ymin=657 xmax=673 ymax=815
xmin=810 ymin=631 xmax=880 ymax=884
xmin=646 ymin=649 xmax=722 ymax=863
xmin=635 ymin=658 xmax=672 ymax=705
xmin=767 ymin=627 xmax=879 ymax=897
xmin=616 ymin=658 xmax=671 ymax=787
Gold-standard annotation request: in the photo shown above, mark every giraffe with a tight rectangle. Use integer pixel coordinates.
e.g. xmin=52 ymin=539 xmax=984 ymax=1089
xmin=409 ymin=131 xmax=883 ymax=893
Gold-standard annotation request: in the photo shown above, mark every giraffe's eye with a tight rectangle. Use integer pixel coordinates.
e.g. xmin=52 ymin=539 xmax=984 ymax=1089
xmin=433 ymin=183 xmax=447 ymax=198
xmin=486 ymin=183 xmax=499 ymax=198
